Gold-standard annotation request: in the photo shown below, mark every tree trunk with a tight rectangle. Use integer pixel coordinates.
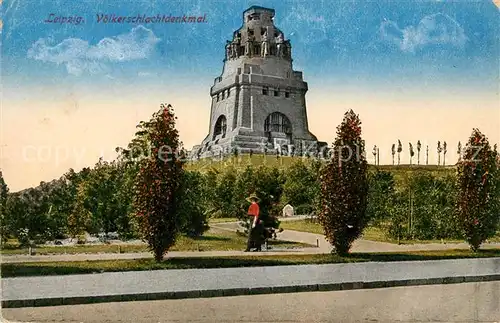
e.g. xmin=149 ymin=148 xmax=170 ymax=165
xmin=333 ymin=242 xmax=350 ymax=256
xmin=470 ymin=243 xmax=480 ymax=253
xmin=154 ymin=249 xmax=164 ymax=262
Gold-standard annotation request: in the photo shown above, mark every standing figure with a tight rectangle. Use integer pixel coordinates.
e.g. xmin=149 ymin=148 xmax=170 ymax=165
xmin=284 ymin=40 xmax=292 ymax=59
xmin=244 ymin=193 xmax=262 ymax=252
xmin=225 ymin=41 xmax=232 ymax=60
xmin=261 ymin=28 xmax=270 ymax=57
xmin=232 ymin=33 xmax=241 ymax=58
xmin=245 ymin=34 xmax=255 ymax=56
xmin=275 ymin=32 xmax=284 ymax=57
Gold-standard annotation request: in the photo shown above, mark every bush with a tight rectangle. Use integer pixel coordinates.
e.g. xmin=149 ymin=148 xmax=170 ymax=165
xmin=381 ymin=171 xmax=460 ymax=241
xmin=295 ymin=204 xmax=313 ymax=215
xmin=215 ymin=166 xmax=240 ymax=218
xmin=178 ymin=171 xmax=209 ymax=238
xmin=76 ymin=234 xmax=86 ymax=244
xmin=411 ymin=172 xmax=459 ymax=240
xmin=281 ymin=160 xmax=319 ymax=212
xmin=385 ymin=191 xmax=408 ymax=243
xmin=367 ymin=170 xmax=395 ymax=225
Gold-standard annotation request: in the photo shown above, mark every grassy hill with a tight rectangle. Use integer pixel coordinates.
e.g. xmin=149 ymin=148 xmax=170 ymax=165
xmin=185 ymin=154 xmax=456 ymax=177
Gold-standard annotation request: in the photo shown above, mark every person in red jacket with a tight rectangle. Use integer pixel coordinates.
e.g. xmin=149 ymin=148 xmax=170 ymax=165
xmin=244 ymin=194 xmax=261 ymax=252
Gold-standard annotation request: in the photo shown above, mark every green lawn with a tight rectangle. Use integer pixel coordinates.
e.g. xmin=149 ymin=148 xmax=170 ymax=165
xmin=280 ymin=219 xmax=324 ymax=235
xmin=0 ymin=228 xmax=310 ymax=255
xmin=3 ymin=248 xmax=499 ymax=278
xmin=185 ymin=154 xmax=456 ymax=173
xmin=280 ymin=220 xmax=500 ymax=244
xmin=185 ymin=154 xmax=307 ymax=172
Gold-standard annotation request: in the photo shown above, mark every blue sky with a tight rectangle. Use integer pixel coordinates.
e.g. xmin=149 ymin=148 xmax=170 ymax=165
xmin=2 ymin=0 xmax=499 ymax=91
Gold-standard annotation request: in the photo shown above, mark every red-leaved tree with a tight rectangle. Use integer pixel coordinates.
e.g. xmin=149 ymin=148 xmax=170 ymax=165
xmin=318 ymin=110 xmax=369 ymax=255
xmin=455 ymin=129 xmax=499 ymax=251
xmin=133 ymin=104 xmax=185 ymax=261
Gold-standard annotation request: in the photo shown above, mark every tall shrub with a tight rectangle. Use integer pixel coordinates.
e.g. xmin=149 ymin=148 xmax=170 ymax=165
xmin=133 ymin=104 xmax=185 ymax=261
xmin=319 ymin=110 xmax=369 ymax=255
xmin=455 ymin=129 xmax=499 ymax=251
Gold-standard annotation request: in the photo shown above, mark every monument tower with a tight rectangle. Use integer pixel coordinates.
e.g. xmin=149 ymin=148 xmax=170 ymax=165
xmin=191 ymin=6 xmax=324 ymax=159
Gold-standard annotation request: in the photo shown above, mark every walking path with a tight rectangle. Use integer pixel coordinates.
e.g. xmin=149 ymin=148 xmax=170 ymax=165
xmin=3 ymin=257 xmax=499 ymax=308
xmin=212 ymin=221 xmax=500 ymax=253
xmin=2 ymin=223 xmax=499 ymax=263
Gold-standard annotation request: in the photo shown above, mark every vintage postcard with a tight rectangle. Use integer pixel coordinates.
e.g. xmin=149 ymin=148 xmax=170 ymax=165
xmin=1 ymin=1 xmax=499 ymax=322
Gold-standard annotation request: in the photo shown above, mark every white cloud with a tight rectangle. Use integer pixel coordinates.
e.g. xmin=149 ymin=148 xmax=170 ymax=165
xmin=27 ymin=26 xmax=160 ymax=76
xmin=380 ymin=13 xmax=468 ymax=52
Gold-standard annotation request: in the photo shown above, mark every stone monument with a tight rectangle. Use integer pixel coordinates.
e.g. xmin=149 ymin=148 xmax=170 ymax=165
xmin=190 ymin=6 xmax=326 ymax=159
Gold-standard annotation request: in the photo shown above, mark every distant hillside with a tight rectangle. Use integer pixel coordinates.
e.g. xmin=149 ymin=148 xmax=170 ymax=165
xmin=185 ymin=154 xmax=456 ymax=175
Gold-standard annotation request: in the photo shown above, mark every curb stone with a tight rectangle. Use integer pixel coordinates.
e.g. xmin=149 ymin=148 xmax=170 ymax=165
xmin=3 ymin=274 xmax=499 ymax=308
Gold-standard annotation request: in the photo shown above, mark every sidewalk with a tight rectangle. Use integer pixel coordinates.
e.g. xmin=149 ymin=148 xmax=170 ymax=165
xmin=3 ymin=257 xmax=499 ymax=308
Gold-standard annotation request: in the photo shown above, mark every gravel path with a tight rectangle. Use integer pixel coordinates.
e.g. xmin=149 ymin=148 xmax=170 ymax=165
xmin=2 ymin=220 xmax=498 ymax=264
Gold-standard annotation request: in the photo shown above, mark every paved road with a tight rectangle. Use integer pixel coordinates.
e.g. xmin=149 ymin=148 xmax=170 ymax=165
xmin=3 ymin=281 xmax=499 ymax=322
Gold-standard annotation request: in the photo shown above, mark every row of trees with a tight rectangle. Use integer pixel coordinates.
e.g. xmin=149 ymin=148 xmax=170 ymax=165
xmin=331 ymin=111 xmax=499 ymax=253
xmin=1 ymin=105 xmax=498 ymax=258
xmin=375 ymin=140 xmax=466 ymax=166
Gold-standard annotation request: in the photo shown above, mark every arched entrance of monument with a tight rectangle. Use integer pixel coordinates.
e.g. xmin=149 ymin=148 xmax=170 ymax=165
xmin=264 ymin=112 xmax=292 ymax=153
xmin=213 ymin=115 xmax=227 ymax=140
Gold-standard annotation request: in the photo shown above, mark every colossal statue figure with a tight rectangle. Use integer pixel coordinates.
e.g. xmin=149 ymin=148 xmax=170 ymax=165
xmin=230 ymin=33 xmax=241 ymax=58
xmin=245 ymin=35 xmax=255 ymax=56
xmin=261 ymin=27 xmax=270 ymax=57
xmin=276 ymin=32 xmax=284 ymax=57
xmin=225 ymin=41 xmax=231 ymax=60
